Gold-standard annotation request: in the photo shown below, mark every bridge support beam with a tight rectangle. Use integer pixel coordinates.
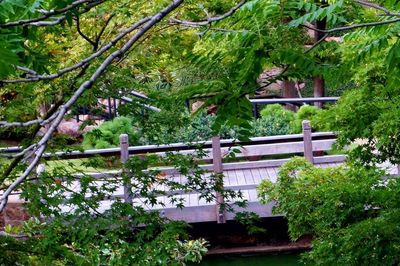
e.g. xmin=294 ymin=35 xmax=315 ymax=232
xmin=302 ymin=120 xmax=314 ymax=164
xmin=212 ymin=136 xmax=226 ymax=223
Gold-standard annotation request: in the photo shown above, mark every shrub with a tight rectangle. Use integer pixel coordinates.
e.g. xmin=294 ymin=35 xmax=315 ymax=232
xmin=252 ymin=104 xmax=296 ymax=136
xmin=82 ymin=116 xmax=139 ymax=149
xmin=179 ymin=111 xmax=238 ymax=142
xmin=257 ymin=157 xmax=400 ymax=265
xmin=293 ymin=104 xmax=320 ymax=132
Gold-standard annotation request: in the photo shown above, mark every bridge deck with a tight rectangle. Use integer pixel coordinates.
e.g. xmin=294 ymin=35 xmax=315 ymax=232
xmin=69 ymin=161 xmax=345 ymax=223
xmin=39 ymin=132 xmax=399 ymax=224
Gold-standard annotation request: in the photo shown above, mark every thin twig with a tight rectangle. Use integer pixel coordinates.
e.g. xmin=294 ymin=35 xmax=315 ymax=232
xmin=0 ymin=0 xmax=104 ymax=28
xmin=76 ymin=16 xmax=96 ymax=47
xmin=0 ymin=0 xmax=103 ymax=28
xmin=170 ymin=0 xmax=247 ymax=27
xmin=354 ymin=0 xmax=400 ymax=17
xmin=302 ymin=17 xmax=400 ymax=34
xmin=1 ymin=17 xmax=151 ymax=84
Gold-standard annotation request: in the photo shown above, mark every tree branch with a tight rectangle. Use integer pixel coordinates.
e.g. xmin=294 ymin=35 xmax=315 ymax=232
xmin=0 ymin=0 xmax=103 ymax=28
xmin=354 ymin=0 xmax=400 ymax=17
xmin=0 ymin=0 xmax=184 ymax=213
xmin=305 ymin=34 xmax=329 ymax=54
xmin=0 ymin=111 xmax=59 ymax=129
xmin=94 ymin=14 xmax=115 ymax=50
xmin=76 ymin=16 xmax=96 ymax=47
xmin=0 ymin=145 xmax=46 ymax=212
xmin=1 ymin=16 xmax=152 ymax=84
xmin=170 ymin=0 xmax=247 ymax=27
xmin=302 ymin=17 xmax=400 ymax=34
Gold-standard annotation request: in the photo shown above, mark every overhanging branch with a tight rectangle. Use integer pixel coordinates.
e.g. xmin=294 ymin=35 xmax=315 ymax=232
xmin=0 ymin=0 xmax=103 ymax=28
xmin=302 ymin=17 xmax=400 ymax=34
xmin=0 ymin=0 xmax=184 ymax=213
xmin=170 ymin=0 xmax=247 ymax=27
xmin=1 ymin=16 xmax=151 ymax=84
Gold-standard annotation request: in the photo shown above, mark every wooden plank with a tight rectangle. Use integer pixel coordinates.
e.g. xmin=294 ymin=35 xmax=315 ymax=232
xmin=219 ymin=139 xmax=335 ymax=159
xmin=212 ymin=136 xmax=225 ymax=223
xmin=197 ymin=193 xmax=209 ymax=206
xmin=266 ymin=167 xmax=278 ymax=183
xmin=258 ymin=168 xmax=269 ymax=181
xmin=222 ymin=159 xmax=289 ymax=170
xmin=249 ymin=97 xmax=339 ymax=104
xmin=157 ymin=201 xmax=279 ymax=223
xmin=313 ymin=155 xmax=346 ymax=164
xmin=250 ymin=168 xmax=262 ymax=183
xmin=158 ymin=205 xmax=218 ymax=223
xmin=226 ymin=170 xmax=238 ymax=186
xmin=37 ymin=131 xmax=337 ymax=162
xmin=235 ymin=169 xmax=247 ymax=185
xmin=242 ymin=169 xmax=255 ymax=184
xmin=248 ymin=189 xmax=258 ymax=202
xmin=189 ymin=193 xmax=199 ymax=207
xmin=11 ymin=132 xmax=336 ymax=158
xmin=240 ymin=190 xmax=251 ymax=201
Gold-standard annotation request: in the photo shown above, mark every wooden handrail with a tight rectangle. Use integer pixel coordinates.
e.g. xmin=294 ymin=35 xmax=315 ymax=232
xmin=250 ymin=97 xmax=339 ymax=104
xmin=1 ymin=132 xmax=335 ymax=160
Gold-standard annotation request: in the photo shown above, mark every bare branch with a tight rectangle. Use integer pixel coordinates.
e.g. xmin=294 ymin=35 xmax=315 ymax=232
xmin=302 ymin=17 xmax=400 ymax=34
xmin=28 ymin=0 xmax=106 ymax=27
xmin=0 ymin=145 xmax=46 ymax=212
xmin=1 ymin=17 xmax=152 ymax=84
xmin=28 ymin=16 xmax=67 ymax=27
xmin=354 ymin=0 xmax=400 ymax=17
xmin=76 ymin=16 xmax=96 ymax=47
xmin=0 ymin=0 xmax=184 ymax=212
xmin=170 ymin=0 xmax=247 ymax=27
xmin=0 ymin=0 xmax=101 ymax=28
xmin=94 ymin=14 xmax=116 ymax=50
xmin=305 ymin=34 xmax=329 ymax=54
xmin=15 ymin=66 xmax=38 ymax=76
xmin=0 ymin=118 xmax=43 ymax=128
xmin=0 ymin=110 xmax=59 ymax=129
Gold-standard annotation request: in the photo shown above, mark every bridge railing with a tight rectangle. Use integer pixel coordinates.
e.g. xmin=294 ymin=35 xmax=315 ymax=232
xmin=3 ymin=121 xmax=344 ymax=222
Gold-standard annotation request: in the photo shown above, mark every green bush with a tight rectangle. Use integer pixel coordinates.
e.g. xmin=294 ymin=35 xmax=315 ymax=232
xmin=252 ymin=104 xmax=296 ymax=136
xmin=293 ymin=104 xmax=320 ymax=132
xmin=257 ymin=157 xmax=400 ymax=265
xmin=179 ymin=111 xmax=238 ymax=142
xmin=84 ymin=105 xmax=324 ymax=148
xmin=82 ymin=116 xmax=139 ymax=149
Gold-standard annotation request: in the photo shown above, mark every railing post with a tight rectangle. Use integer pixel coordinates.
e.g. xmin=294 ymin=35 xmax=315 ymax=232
xmin=302 ymin=120 xmax=314 ymax=164
xmin=212 ymin=136 xmax=226 ymax=223
xmin=120 ymin=134 xmax=133 ymax=205
xmin=36 ymin=163 xmax=46 ymax=177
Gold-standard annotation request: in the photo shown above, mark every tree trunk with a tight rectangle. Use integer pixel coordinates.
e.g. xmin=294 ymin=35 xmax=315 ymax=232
xmin=282 ymin=79 xmax=297 ymax=111
xmin=313 ymin=76 xmax=325 ymax=108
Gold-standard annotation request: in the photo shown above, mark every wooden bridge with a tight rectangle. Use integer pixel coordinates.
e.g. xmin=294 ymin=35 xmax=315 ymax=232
xmin=25 ymin=121 xmax=397 ymax=223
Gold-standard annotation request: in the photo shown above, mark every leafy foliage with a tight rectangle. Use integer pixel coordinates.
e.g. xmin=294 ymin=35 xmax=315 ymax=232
xmin=3 ymin=150 xmax=246 ymax=265
xmin=3 ymin=0 xmax=400 ymax=264
xmin=258 ymin=158 xmax=400 ymax=265
xmin=82 ymin=116 xmax=139 ymax=149
xmin=252 ymin=104 xmax=296 ymax=136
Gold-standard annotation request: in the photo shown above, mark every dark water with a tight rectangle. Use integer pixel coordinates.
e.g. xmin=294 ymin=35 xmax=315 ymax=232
xmin=199 ymin=253 xmax=301 ymax=266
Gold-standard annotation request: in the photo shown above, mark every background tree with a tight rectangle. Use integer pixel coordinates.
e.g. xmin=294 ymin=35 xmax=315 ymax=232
xmin=258 ymin=0 xmax=400 ymax=264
